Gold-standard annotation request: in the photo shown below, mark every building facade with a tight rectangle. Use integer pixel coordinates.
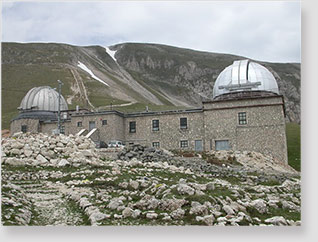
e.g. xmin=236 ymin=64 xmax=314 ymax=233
xmin=10 ymin=60 xmax=288 ymax=164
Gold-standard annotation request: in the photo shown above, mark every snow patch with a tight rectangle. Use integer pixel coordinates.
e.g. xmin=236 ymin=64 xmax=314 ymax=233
xmin=77 ymin=61 xmax=109 ymax=87
xmin=105 ymin=46 xmax=117 ymax=63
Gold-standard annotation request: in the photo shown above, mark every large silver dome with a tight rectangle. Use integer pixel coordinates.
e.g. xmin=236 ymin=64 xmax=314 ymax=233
xmin=213 ymin=60 xmax=279 ymax=99
xmin=19 ymin=86 xmax=68 ymax=111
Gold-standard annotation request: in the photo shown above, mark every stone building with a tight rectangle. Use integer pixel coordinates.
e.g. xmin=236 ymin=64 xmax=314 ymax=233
xmin=10 ymin=60 xmax=288 ymax=164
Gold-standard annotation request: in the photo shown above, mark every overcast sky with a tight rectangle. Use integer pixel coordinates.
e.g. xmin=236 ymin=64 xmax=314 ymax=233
xmin=1 ymin=1 xmax=300 ymax=63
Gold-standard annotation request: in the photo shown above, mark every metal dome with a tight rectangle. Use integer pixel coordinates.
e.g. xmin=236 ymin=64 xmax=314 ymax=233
xmin=19 ymin=86 xmax=68 ymax=111
xmin=212 ymin=60 xmax=279 ymax=99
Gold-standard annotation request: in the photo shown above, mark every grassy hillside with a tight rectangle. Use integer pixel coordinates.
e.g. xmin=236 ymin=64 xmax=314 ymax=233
xmin=286 ymin=123 xmax=301 ymax=171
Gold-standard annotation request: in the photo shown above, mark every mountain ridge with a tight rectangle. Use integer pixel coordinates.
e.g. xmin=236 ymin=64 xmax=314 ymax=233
xmin=1 ymin=42 xmax=300 ymax=129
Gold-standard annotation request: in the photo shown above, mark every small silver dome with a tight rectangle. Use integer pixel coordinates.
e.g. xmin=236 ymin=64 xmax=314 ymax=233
xmin=213 ymin=60 xmax=279 ymax=99
xmin=19 ymin=86 xmax=68 ymax=111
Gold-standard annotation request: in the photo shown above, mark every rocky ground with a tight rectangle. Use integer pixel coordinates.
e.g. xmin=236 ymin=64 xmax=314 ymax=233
xmin=1 ymin=133 xmax=301 ymax=226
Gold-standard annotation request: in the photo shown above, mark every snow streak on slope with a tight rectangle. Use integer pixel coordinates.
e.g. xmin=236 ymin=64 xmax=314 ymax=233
xmin=105 ymin=46 xmax=117 ymax=63
xmin=77 ymin=61 xmax=109 ymax=87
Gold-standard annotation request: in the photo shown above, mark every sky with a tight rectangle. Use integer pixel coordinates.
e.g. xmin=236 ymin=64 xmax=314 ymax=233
xmin=1 ymin=1 xmax=301 ymax=63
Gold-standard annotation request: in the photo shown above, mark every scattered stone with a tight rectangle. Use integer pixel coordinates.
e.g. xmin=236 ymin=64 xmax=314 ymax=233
xmin=177 ymin=184 xmax=195 ymax=196
xmin=250 ymin=199 xmax=267 ymax=214
xmin=146 ymin=212 xmax=158 ymax=219
xmin=122 ymin=207 xmax=133 ymax=218
xmin=58 ymin=159 xmax=70 ymax=167
xmin=265 ymin=216 xmax=288 ymax=226
xmin=170 ymin=208 xmax=185 ymax=219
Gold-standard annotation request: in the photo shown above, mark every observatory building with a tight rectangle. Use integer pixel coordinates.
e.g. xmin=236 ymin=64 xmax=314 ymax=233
xmin=10 ymin=60 xmax=288 ymax=164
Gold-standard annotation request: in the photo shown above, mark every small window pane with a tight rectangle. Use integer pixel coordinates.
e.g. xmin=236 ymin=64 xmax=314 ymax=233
xmin=102 ymin=120 xmax=107 ymax=125
xmin=152 ymin=120 xmax=159 ymax=131
xmin=77 ymin=122 xmax=82 ymax=127
xmin=152 ymin=142 xmax=160 ymax=148
xmin=180 ymin=140 xmax=188 ymax=148
xmin=180 ymin=118 xmax=187 ymax=129
xmin=129 ymin=121 xmax=136 ymax=133
xmin=238 ymin=112 xmax=247 ymax=125
xmin=21 ymin=125 xmax=27 ymax=133
xmin=60 ymin=126 xmax=65 ymax=134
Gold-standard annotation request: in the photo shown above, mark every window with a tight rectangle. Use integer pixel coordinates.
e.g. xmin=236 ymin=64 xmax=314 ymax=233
xmin=180 ymin=117 xmax=187 ymax=129
xmin=21 ymin=125 xmax=27 ymax=133
xmin=129 ymin=121 xmax=136 ymax=133
xmin=215 ymin=140 xmax=230 ymax=151
xmin=77 ymin=121 xmax=82 ymax=127
xmin=238 ymin=112 xmax=247 ymax=125
xmin=102 ymin=120 xmax=107 ymax=125
xmin=60 ymin=126 xmax=65 ymax=134
xmin=180 ymin=140 xmax=188 ymax=148
xmin=89 ymin=121 xmax=96 ymax=131
xmin=152 ymin=142 xmax=160 ymax=148
xmin=152 ymin=120 xmax=159 ymax=131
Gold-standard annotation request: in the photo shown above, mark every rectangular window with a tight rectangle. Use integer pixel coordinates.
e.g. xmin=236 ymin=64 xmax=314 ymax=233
xmin=215 ymin=140 xmax=230 ymax=151
xmin=180 ymin=140 xmax=188 ymax=148
xmin=102 ymin=120 xmax=107 ymax=125
xmin=77 ymin=121 xmax=82 ymax=127
xmin=89 ymin=121 xmax=96 ymax=131
xmin=60 ymin=126 xmax=65 ymax=135
xmin=129 ymin=121 xmax=136 ymax=133
xmin=152 ymin=142 xmax=160 ymax=148
xmin=152 ymin=120 xmax=159 ymax=131
xmin=180 ymin=117 xmax=188 ymax=129
xmin=238 ymin=112 xmax=247 ymax=125
xmin=21 ymin=125 xmax=27 ymax=133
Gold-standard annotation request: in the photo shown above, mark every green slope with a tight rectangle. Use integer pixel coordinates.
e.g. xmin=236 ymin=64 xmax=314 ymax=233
xmin=286 ymin=123 xmax=301 ymax=171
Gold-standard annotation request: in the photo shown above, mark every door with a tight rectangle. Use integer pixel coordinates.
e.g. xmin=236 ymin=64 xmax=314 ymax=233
xmin=195 ymin=140 xmax=203 ymax=151
xmin=89 ymin=121 xmax=96 ymax=131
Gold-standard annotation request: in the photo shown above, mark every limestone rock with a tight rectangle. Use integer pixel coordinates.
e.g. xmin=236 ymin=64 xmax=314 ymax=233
xmin=5 ymin=157 xmax=25 ymax=166
xmin=170 ymin=208 xmax=185 ymax=219
xmin=250 ymin=199 xmax=267 ymax=214
xmin=122 ymin=207 xmax=133 ymax=218
xmin=177 ymin=184 xmax=195 ymax=196
xmin=36 ymin=154 xmax=48 ymax=164
xmin=265 ymin=216 xmax=287 ymax=226
xmin=58 ymin=159 xmax=70 ymax=167
xmin=146 ymin=212 xmax=158 ymax=219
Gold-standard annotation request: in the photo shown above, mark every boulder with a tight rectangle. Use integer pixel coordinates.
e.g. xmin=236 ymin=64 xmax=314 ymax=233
xmin=36 ymin=154 xmax=48 ymax=164
xmin=190 ymin=201 xmax=209 ymax=216
xmin=58 ymin=159 xmax=70 ymax=167
xmin=146 ymin=212 xmax=158 ymax=219
xmin=129 ymin=180 xmax=139 ymax=190
xmin=5 ymin=157 xmax=25 ymax=166
xmin=23 ymin=149 xmax=33 ymax=157
xmin=177 ymin=184 xmax=195 ymax=196
xmin=122 ymin=207 xmax=133 ymax=218
xmin=265 ymin=216 xmax=288 ymax=226
xmin=170 ymin=208 xmax=185 ymax=219
xmin=223 ymin=205 xmax=235 ymax=215
xmin=11 ymin=148 xmax=21 ymax=155
xmin=250 ymin=199 xmax=267 ymax=214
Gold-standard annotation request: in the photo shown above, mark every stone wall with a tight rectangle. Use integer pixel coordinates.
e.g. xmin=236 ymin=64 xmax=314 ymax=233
xmin=10 ymin=119 xmax=39 ymax=134
xmin=69 ymin=113 xmax=125 ymax=143
xmin=124 ymin=111 xmax=204 ymax=150
xmin=203 ymin=96 xmax=287 ymax=164
xmin=9 ymin=96 xmax=288 ymax=164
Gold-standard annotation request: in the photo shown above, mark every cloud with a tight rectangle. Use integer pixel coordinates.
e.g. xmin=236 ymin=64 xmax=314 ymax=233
xmin=1 ymin=1 xmax=300 ymax=62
